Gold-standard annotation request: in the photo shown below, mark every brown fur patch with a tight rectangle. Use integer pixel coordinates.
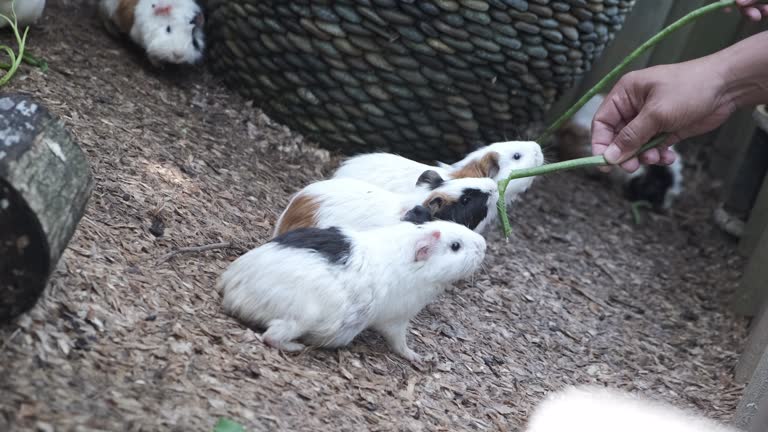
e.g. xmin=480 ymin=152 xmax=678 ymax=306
xmin=554 ymin=122 xmax=592 ymax=161
xmin=115 ymin=0 xmax=140 ymax=34
xmin=422 ymin=192 xmax=456 ymax=214
xmin=274 ymin=194 xmax=319 ymax=237
xmin=450 ymin=151 xmax=500 ymax=179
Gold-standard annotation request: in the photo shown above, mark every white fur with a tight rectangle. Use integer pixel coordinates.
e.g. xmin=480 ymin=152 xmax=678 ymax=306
xmin=274 ymin=176 xmax=499 ymax=236
xmin=333 ymin=141 xmax=544 ymax=206
xmin=570 ymin=93 xmax=605 ymax=132
xmin=525 ymin=386 xmax=738 ymax=432
xmin=0 ymin=0 xmax=45 ymax=27
xmin=99 ymin=0 xmax=205 ymax=65
xmin=217 ymin=220 xmax=487 ymax=362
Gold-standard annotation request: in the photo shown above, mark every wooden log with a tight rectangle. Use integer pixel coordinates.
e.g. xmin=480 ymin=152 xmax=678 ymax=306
xmin=0 ymin=93 xmax=93 ymax=324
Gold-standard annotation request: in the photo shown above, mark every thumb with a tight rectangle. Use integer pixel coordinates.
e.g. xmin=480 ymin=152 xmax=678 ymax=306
xmin=603 ymin=111 xmax=660 ymax=165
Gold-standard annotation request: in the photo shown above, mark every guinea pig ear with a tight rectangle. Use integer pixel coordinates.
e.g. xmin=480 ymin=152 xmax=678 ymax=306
xmin=416 ymin=170 xmax=445 ymax=190
xmin=193 ymin=11 xmax=205 ymax=27
xmin=479 ymin=152 xmax=500 ymax=178
xmin=415 ymin=230 xmax=441 ymax=262
xmin=425 ymin=194 xmax=446 ymax=214
xmin=153 ymin=3 xmax=173 ymax=16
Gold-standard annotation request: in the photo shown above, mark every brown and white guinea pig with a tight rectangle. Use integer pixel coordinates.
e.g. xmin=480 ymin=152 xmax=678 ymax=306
xmin=273 ymin=173 xmax=499 ymax=237
xmin=555 ymin=94 xmax=684 ymax=212
xmin=0 ymin=0 xmax=45 ymax=28
xmin=217 ymin=220 xmax=487 ymax=363
xmin=333 ymin=140 xmax=544 ymax=208
xmin=98 ymin=0 xmax=205 ymax=66
xmin=525 ymin=385 xmax=738 ymax=432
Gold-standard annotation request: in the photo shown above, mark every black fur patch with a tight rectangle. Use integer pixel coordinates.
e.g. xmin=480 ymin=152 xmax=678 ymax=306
xmin=416 ymin=170 xmax=445 ymax=190
xmin=433 ymin=188 xmax=490 ymax=230
xmin=271 ymin=227 xmax=352 ymax=264
xmin=402 ymin=205 xmax=433 ymax=225
xmin=624 ymin=165 xmax=673 ymax=211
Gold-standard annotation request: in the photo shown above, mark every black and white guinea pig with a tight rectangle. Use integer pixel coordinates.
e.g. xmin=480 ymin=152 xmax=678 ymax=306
xmin=273 ymin=173 xmax=499 ymax=237
xmin=217 ymin=220 xmax=487 ymax=363
xmin=525 ymin=386 xmax=738 ymax=432
xmin=555 ymin=93 xmax=684 ymax=212
xmin=333 ymin=140 xmax=544 ymax=207
xmin=0 ymin=0 xmax=45 ymax=28
xmin=99 ymin=0 xmax=205 ymax=66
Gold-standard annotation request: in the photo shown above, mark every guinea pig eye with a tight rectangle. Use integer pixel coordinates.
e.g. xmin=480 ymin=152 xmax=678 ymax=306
xmin=450 ymin=242 xmax=461 ymax=252
xmin=460 ymin=195 xmax=471 ymax=205
xmin=513 ymin=152 xmax=522 ymax=160
xmin=166 ymin=26 xmax=172 ymax=33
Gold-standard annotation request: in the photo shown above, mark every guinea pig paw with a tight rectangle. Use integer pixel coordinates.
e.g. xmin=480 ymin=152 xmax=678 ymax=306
xmin=400 ymin=348 xmax=423 ymax=364
xmin=263 ymin=335 xmax=306 ymax=353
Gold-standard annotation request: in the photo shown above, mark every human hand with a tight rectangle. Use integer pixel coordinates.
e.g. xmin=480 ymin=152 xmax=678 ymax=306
xmin=590 ymin=58 xmax=736 ymax=172
xmin=725 ymin=0 xmax=768 ymax=21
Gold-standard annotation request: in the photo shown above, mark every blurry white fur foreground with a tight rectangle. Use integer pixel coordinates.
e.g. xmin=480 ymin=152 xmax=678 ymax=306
xmin=0 ymin=0 xmax=45 ymax=27
xmin=217 ymin=220 xmax=487 ymax=363
xmin=526 ymin=386 xmax=738 ymax=432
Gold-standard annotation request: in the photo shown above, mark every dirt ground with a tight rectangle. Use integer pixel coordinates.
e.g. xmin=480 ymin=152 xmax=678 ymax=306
xmin=0 ymin=1 xmax=753 ymax=431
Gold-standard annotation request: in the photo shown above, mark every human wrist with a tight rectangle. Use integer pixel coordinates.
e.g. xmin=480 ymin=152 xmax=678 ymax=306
xmin=713 ymin=31 xmax=768 ymax=110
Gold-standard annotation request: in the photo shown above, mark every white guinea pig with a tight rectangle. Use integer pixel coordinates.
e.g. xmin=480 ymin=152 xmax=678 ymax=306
xmin=99 ymin=0 xmax=205 ymax=66
xmin=332 ymin=140 xmax=544 ymax=207
xmin=555 ymin=93 xmax=684 ymax=211
xmin=0 ymin=0 xmax=45 ymax=28
xmin=525 ymin=385 xmax=738 ymax=432
xmin=273 ymin=173 xmax=499 ymax=237
xmin=217 ymin=220 xmax=487 ymax=363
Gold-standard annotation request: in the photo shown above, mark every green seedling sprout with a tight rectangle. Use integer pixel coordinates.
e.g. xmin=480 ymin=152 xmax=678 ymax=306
xmin=0 ymin=1 xmax=29 ymax=86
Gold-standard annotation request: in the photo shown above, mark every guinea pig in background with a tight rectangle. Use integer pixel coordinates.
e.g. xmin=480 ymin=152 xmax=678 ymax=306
xmin=525 ymin=385 xmax=738 ymax=432
xmin=99 ymin=0 xmax=205 ymax=66
xmin=332 ymin=140 xmax=544 ymax=207
xmin=0 ymin=0 xmax=45 ymax=28
xmin=554 ymin=93 xmax=684 ymax=212
xmin=273 ymin=174 xmax=499 ymax=237
xmin=216 ymin=220 xmax=487 ymax=363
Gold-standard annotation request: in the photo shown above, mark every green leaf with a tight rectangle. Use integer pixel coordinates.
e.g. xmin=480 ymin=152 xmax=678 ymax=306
xmin=213 ymin=418 xmax=246 ymax=432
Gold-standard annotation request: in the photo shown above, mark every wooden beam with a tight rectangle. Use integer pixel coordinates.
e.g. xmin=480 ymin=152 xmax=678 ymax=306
xmin=732 ymin=213 xmax=768 ymax=317
xmin=734 ymin=337 xmax=768 ymax=430
xmin=0 ymin=94 xmax=93 ymax=324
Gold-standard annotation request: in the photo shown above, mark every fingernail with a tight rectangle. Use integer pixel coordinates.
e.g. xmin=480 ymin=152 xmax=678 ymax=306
xmin=603 ymin=145 xmax=621 ymax=164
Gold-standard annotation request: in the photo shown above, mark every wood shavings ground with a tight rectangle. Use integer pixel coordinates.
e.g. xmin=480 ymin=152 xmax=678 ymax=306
xmin=0 ymin=2 xmax=750 ymax=431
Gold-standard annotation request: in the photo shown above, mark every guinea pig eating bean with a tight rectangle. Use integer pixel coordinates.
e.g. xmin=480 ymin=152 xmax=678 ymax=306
xmin=273 ymin=174 xmax=499 ymax=237
xmin=332 ymin=140 xmax=544 ymax=207
xmin=99 ymin=0 xmax=205 ymax=66
xmin=216 ymin=220 xmax=487 ymax=363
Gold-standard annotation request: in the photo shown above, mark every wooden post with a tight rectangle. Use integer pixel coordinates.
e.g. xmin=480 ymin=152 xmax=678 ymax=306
xmin=0 ymin=93 xmax=93 ymax=324
xmin=736 ymin=286 xmax=768 ymax=383
xmin=737 ymin=105 xmax=768 ymax=256
xmin=734 ymin=340 xmax=768 ymax=430
xmin=730 ymin=107 xmax=768 ymax=317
